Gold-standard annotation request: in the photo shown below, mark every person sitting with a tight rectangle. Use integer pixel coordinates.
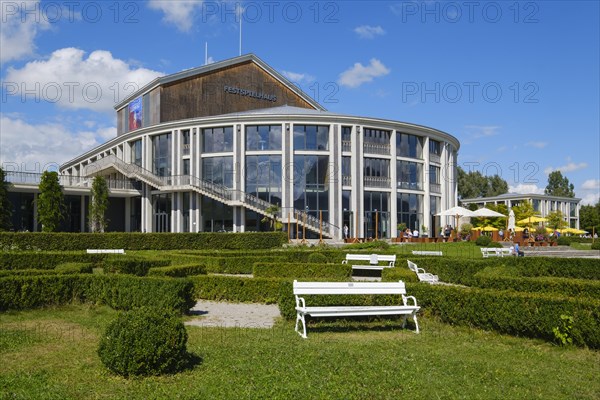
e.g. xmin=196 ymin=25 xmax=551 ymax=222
xmin=412 ymin=229 xmax=419 ymax=238
xmin=513 ymin=242 xmax=524 ymax=257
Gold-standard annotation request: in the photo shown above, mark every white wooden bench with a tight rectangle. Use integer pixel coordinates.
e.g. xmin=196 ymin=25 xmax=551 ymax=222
xmin=86 ymin=249 xmax=125 ymax=254
xmin=293 ymin=280 xmax=419 ymax=338
xmin=480 ymin=248 xmax=512 ymax=258
xmin=411 ymin=251 xmax=443 ymax=256
xmin=341 ymin=253 xmax=396 ymax=271
xmin=407 ymin=260 xmax=439 ymax=284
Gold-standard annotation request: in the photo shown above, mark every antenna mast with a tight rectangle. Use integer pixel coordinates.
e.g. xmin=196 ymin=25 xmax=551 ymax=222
xmin=205 ymin=42 xmax=208 ymax=65
xmin=239 ymin=6 xmax=242 ymax=56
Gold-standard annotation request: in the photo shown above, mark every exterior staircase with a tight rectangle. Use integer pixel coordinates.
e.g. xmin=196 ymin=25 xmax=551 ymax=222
xmin=84 ymin=155 xmax=339 ymax=238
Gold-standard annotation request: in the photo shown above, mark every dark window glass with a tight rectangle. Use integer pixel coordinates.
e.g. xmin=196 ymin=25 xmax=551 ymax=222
xmin=293 ymin=125 xmax=329 ymax=150
xmin=153 ymin=133 xmax=171 ymax=176
xmin=202 ymin=156 xmax=233 ymax=187
xmin=246 ymin=125 xmax=282 ymax=151
xmin=397 ymin=133 xmax=423 ymax=158
xmin=203 ymin=126 xmax=233 ymax=153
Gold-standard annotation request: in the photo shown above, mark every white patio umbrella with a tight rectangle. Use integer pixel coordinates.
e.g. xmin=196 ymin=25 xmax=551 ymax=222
xmin=507 ymin=209 xmax=516 ymax=231
xmin=471 ymin=208 xmax=506 ymax=218
xmin=436 ymin=206 xmax=477 ymax=238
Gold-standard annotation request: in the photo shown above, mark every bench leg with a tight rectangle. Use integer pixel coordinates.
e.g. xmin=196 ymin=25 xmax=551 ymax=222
xmin=295 ymin=312 xmax=307 ymax=339
xmin=412 ymin=312 xmax=420 ymax=334
xmin=401 ymin=316 xmax=407 ymax=329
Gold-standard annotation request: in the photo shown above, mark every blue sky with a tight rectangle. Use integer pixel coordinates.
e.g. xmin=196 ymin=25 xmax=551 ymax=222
xmin=1 ymin=0 xmax=598 ymax=204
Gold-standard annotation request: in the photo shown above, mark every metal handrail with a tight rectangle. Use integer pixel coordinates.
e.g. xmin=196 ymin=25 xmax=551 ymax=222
xmin=83 ymin=156 xmax=339 ymax=237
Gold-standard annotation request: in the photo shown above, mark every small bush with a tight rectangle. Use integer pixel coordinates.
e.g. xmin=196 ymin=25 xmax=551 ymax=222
xmin=475 ymin=235 xmax=492 ymax=246
xmin=307 ymin=252 xmax=328 ymax=264
xmin=102 ymin=257 xmax=170 ymax=276
xmin=98 ymin=307 xmax=189 ymax=377
xmin=557 ymin=236 xmax=572 ymax=246
xmin=147 ymin=264 xmax=207 ymax=278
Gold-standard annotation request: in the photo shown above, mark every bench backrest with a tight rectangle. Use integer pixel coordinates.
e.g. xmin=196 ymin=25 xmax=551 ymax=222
xmin=412 ymin=251 xmax=443 ymax=256
xmin=344 ymin=254 xmax=396 ymax=264
xmin=407 ymin=260 xmax=418 ymax=273
xmin=293 ymin=280 xmax=407 ymax=295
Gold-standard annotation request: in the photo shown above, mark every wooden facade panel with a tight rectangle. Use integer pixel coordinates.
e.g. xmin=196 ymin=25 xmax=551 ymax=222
xmin=160 ymin=62 xmax=314 ymax=123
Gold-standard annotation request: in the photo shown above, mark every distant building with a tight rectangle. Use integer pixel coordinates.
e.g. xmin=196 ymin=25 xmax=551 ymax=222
xmin=6 ymin=54 xmax=460 ymax=238
xmin=461 ymin=193 xmax=581 ymax=228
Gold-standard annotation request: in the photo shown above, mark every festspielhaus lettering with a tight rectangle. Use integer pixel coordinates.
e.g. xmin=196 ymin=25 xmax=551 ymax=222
xmin=224 ymin=85 xmax=277 ymax=102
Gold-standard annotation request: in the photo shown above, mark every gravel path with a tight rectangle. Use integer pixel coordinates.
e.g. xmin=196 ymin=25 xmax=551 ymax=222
xmin=185 ymin=300 xmax=281 ymax=329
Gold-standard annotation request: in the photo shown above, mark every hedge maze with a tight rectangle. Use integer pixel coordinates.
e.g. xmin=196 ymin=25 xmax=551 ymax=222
xmin=0 ymin=232 xmax=598 ymax=349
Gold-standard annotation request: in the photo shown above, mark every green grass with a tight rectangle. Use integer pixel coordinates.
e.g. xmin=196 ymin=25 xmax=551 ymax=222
xmin=1 ymin=305 xmax=598 ymax=399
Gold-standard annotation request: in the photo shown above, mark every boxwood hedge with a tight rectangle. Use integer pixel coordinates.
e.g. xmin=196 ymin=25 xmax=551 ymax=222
xmin=191 ymin=275 xmax=283 ymax=304
xmin=253 ymin=262 xmax=352 ymax=279
xmin=0 ymin=274 xmax=195 ymax=314
xmin=0 ymin=252 xmax=106 ymax=270
xmin=0 ymin=232 xmax=287 ymax=251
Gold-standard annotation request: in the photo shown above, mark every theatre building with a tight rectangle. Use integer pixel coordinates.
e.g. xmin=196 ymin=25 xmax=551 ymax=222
xmin=10 ymin=54 xmax=460 ymax=239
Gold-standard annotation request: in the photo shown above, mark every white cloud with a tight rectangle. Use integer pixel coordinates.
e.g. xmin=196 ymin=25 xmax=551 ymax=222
xmin=338 ymin=59 xmax=390 ymax=88
xmin=354 ymin=25 xmax=385 ymax=39
xmin=147 ymin=0 xmax=204 ymax=32
xmin=281 ymin=71 xmax=315 ymax=85
xmin=0 ymin=0 xmax=50 ymax=63
xmin=0 ymin=115 xmax=114 ymax=168
xmin=581 ymin=179 xmax=600 ymax=190
xmin=581 ymin=192 xmax=600 ymax=205
xmin=543 ymin=162 xmax=588 ymax=175
xmin=526 ymin=141 xmax=548 ymax=149
xmin=509 ymin=183 xmax=545 ymax=195
xmin=465 ymin=125 xmax=501 ymax=139
xmin=4 ymin=48 xmax=164 ymax=113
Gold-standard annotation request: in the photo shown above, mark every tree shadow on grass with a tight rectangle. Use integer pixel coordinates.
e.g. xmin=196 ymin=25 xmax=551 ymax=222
xmin=181 ymin=351 xmax=203 ymax=372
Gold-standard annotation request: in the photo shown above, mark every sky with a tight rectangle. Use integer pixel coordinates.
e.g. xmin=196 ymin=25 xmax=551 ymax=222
xmin=1 ymin=0 xmax=598 ymax=204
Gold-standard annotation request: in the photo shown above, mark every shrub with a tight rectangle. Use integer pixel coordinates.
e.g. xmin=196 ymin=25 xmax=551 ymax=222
xmin=592 ymin=241 xmax=600 ymax=250
xmin=557 ymin=236 xmax=572 ymax=246
xmin=0 ymin=251 xmax=105 ymax=270
xmin=344 ymin=240 xmax=390 ymax=250
xmin=381 ymin=267 xmax=418 ymax=283
xmin=253 ymin=263 xmax=351 ymax=280
xmin=98 ymin=307 xmax=189 ymax=377
xmin=0 ymin=232 xmax=287 ymax=251
xmin=191 ymin=275 xmax=283 ymax=304
xmin=475 ymin=235 xmax=492 ymax=246
xmin=54 ymin=262 xmax=93 ymax=274
xmin=147 ymin=264 xmax=207 ymax=278
xmin=102 ymin=257 xmax=170 ymax=276
xmin=307 ymin=252 xmax=328 ymax=264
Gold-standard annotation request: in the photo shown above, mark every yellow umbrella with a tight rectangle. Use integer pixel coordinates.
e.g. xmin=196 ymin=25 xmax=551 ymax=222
xmin=481 ymin=226 xmax=498 ymax=232
xmin=517 ymin=216 xmax=547 ymax=225
xmin=512 ymin=226 xmax=525 ymax=232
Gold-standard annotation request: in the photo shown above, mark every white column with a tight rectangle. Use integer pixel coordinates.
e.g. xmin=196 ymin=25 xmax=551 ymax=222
xmin=390 ymin=130 xmax=398 ymax=237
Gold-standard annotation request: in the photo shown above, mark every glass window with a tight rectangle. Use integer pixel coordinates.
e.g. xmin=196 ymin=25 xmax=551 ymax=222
xmin=152 ymin=133 xmax=171 ymax=176
xmin=429 ymin=166 xmax=440 ymax=184
xmin=245 ymin=125 xmax=282 ymax=151
xmin=293 ymin=125 xmax=329 ymax=150
xmin=342 ymin=126 xmax=352 ymax=141
xmin=397 ymin=160 xmax=422 ymax=190
xmin=364 ymin=158 xmax=390 ymax=178
xmin=202 ymin=156 xmax=233 ymax=187
xmin=397 ymin=193 xmax=423 ymax=231
xmin=293 ymin=155 xmax=329 ymax=217
xmin=203 ymin=126 xmax=233 ymax=153
xmin=131 ymin=139 xmax=142 ymax=167
xmin=342 ymin=157 xmax=352 ymax=177
xmin=245 ymin=155 xmax=282 ymax=204
xmin=364 ymin=128 xmax=390 ymax=144
xmin=397 ymin=132 xmax=423 ymax=158
xmin=429 ymin=139 xmax=441 ymax=155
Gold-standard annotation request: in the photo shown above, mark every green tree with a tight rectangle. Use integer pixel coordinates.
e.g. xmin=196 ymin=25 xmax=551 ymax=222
xmin=0 ymin=167 xmax=13 ymax=231
xmin=545 ymin=171 xmax=575 ymax=197
xmin=89 ymin=176 xmax=109 ymax=232
xmin=37 ymin=171 xmax=65 ymax=232
xmin=546 ymin=210 xmax=568 ymax=230
xmin=457 ymin=166 xmax=509 ymax=201
xmin=261 ymin=204 xmax=281 ymax=231
xmin=512 ymin=201 xmax=538 ymax=223
xmin=579 ymin=201 xmax=600 ymax=233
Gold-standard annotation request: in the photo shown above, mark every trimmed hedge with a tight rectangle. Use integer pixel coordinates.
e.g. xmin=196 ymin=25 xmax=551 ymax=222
xmin=148 ymin=264 xmax=207 ymax=278
xmin=102 ymin=257 xmax=171 ymax=276
xmin=407 ymin=283 xmax=600 ymax=349
xmin=472 ymin=272 xmax=600 ymax=299
xmin=98 ymin=307 xmax=189 ymax=377
xmin=0 ymin=252 xmax=106 ymax=270
xmin=380 ymin=267 xmax=419 ymax=283
xmin=201 ymin=256 xmax=285 ymax=274
xmin=191 ymin=275 xmax=283 ymax=304
xmin=253 ymin=262 xmax=351 ymax=279
xmin=0 ymin=232 xmax=287 ymax=251
xmin=0 ymin=275 xmax=195 ymax=314
xmin=0 ymin=263 xmax=93 ymax=277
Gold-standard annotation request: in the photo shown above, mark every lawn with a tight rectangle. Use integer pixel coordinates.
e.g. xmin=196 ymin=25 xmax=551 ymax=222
xmin=1 ymin=305 xmax=598 ymax=400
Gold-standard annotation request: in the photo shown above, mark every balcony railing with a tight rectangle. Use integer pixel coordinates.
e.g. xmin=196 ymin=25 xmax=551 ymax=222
xmin=342 ymin=140 xmax=352 ymax=152
xmin=430 ymin=153 xmax=441 ymax=164
xmin=363 ymin=142 xmax=390 ymax=155
xmin=183 ymin=144 xmax=190 ymax=156
xmin=364 ymin=176 xmax=391 ymax=188
xmin=5 ymin=171 xmax=140 ymax=191
xmin=397 ymin=181 xmax=423 ymax=191
xmin=430 ymin=183 xmax=441 ymax=193
xmin=342 ymin=175 xmax=352 ymax=186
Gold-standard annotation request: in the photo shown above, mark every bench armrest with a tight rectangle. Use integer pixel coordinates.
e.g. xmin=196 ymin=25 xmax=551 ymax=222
xmin=295 ymin=295 xmax=306 ymax=309
xmin=341 ymin=260 xmax=348 ymax=264
xmin=388 ymin=261 xmax=395 ymax=267
xmin=402 ymin=295 xmax=418 ymax=307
